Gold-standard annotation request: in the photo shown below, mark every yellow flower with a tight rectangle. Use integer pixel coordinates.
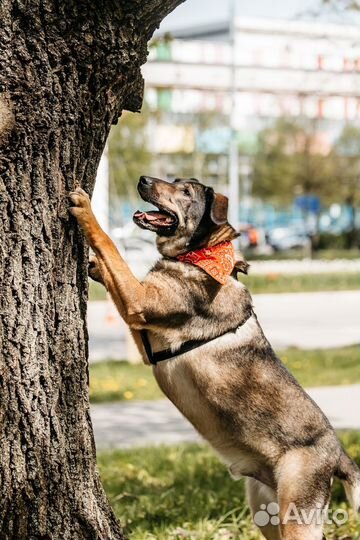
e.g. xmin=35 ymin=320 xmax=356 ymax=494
xmin=136 ymin=378 xmax=148 ymax=387
xmin=124 ymin=391 xmax=134 ymax=400
xmin=102 ymin=379 xmax=121 ymax=392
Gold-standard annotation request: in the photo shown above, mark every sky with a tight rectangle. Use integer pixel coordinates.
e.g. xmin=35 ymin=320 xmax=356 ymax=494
xmin=159 ymin=0 xmax=359 ymax=32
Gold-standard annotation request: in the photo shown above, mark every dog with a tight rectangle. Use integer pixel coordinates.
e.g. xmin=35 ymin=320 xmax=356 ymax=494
xmin=69 ymin=176 xmax=360 ymax=540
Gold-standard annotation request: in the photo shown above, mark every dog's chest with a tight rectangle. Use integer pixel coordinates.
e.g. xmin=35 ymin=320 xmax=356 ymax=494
xmin=154 ymin=351 xmax=239 ymax=448
xmin=153 ymin=355 xmax=229 ymax=444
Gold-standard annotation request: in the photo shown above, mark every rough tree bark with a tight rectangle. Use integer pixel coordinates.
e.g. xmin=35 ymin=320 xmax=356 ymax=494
xmin=0 ymin=1 xmax=184 ymax=538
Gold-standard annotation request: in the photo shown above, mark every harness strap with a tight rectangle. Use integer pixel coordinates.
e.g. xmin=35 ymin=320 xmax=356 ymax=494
xmin=140 ymin=309 xmax=253 ymax=366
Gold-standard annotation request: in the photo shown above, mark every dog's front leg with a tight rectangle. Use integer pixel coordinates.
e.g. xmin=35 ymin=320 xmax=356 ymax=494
xmin=68 ymin=187 xmax=146 ymax=327
xmin=88 ymin=255 xmax=105 ymax=285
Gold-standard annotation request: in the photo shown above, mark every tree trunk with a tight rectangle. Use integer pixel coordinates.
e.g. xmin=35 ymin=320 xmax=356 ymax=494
xmin=0 ymin=1 xmax=184 ymax=538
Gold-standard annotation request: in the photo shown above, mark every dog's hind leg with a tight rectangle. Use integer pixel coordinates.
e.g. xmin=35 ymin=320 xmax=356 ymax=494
xmin=277 ymin=449 xmax=333 ymax=540
xmin=246 ymin=478 xmax=281 ymax=540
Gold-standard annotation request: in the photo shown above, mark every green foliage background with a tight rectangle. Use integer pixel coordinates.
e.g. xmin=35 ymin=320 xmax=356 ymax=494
xmin=252 ymin=118 xmax=360 ymax=206
xmin=109 ymin=107 xmax=153 ymax=201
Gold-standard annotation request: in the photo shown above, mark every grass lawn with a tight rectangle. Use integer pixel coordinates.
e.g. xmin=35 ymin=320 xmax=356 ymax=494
xmin=89 ymin=346 xmax=360 ymax=404
xmin=89 ymin=280 xmax=107 ymax=301
xmin=281 ymin=346 xmax=360 ymax=387
xmin=241 ymin=272 xmax=360 ymax=294
xmin=98 ymin=432 xmax=360 ymax=540
xmin=89 ymin=360 xmax=159 ymax=403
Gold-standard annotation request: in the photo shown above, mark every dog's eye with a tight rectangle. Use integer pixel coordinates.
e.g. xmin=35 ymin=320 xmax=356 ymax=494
xmin=183 ymin=188 xmax=191 ymax=197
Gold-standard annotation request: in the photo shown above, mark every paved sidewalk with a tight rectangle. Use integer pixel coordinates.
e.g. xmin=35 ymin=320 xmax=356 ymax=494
xmin=250 ymin=258 xmax=360 ymax=275
xmin=92 ymin=384 xmax=360 ymax=449
xmin=88 ymin=290 xmax=360 ymax=361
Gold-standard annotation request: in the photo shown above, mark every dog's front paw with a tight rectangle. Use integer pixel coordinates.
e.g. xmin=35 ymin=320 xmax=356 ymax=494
xmin=88 ymin=255 xmax=104 ymax=284
xmin=68 ymin=187 xmax=94 ymax=231
xmin=69 ymin=186 xmax=91 ymax=212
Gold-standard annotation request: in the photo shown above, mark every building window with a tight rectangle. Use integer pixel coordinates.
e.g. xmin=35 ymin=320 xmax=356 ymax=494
xmin=157 ymin=89 xmax=172 ymax=112
xmin=156 ymin=41 xmax=172 ymax=61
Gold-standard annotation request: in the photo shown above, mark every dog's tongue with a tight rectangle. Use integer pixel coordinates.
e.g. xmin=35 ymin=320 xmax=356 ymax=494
xmin=134 ymin=210 xmax=173 ymax=223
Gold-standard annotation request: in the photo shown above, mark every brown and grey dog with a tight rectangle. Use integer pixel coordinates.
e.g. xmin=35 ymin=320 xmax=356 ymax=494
xmin=69 ymin=176 xmax=360 ymax=540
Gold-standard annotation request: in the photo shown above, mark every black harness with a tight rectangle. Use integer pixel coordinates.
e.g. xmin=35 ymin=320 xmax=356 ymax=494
xmin=140 ymin=308 xmax=254 ymax=366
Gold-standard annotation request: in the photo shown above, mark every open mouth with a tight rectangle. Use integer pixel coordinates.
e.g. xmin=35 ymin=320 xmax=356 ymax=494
xmin=133 ymin=205 xmax=178 ymax=233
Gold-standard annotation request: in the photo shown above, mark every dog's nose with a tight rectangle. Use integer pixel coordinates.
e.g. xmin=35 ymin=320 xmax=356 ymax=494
xmin=139 ymin=176 xmax=153 ymax=187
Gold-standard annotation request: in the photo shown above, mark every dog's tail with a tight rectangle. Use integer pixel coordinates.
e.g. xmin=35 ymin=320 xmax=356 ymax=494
xmin=335 ymin=448 xmax=360 ymax=513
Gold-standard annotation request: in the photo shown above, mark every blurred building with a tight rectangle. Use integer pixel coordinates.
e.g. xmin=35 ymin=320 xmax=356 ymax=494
xmin=142 ymin=17 xmax=360 ymax=180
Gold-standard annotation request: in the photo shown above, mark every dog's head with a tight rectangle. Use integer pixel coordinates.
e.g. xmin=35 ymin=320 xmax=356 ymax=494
xmin=133 ymin=176 xmax=240 ymax=258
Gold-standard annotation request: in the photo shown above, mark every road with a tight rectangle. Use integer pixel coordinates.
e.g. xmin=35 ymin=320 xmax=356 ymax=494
xmin=253 ymin=290 xmax=360 ymax=350
xmin=88 ymin=290 xmax=360 ymax=361
xmin=92 ymin=385 xmax=360 ymax=449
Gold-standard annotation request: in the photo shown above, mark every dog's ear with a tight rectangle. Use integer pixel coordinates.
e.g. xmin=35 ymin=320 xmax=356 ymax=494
xmin=210 ymin=192 xmax=229 ymax=225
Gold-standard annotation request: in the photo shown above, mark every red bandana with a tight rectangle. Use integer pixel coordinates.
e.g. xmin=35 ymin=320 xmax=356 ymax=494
xmin=177 ymin=241 xmax=235 ymax=285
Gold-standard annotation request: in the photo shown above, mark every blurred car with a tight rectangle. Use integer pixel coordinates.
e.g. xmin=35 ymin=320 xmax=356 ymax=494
xmin=111 ymin=224 xmax=159 ymax=278
xmin=266 ymin=226 xmax=310 ymax=251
